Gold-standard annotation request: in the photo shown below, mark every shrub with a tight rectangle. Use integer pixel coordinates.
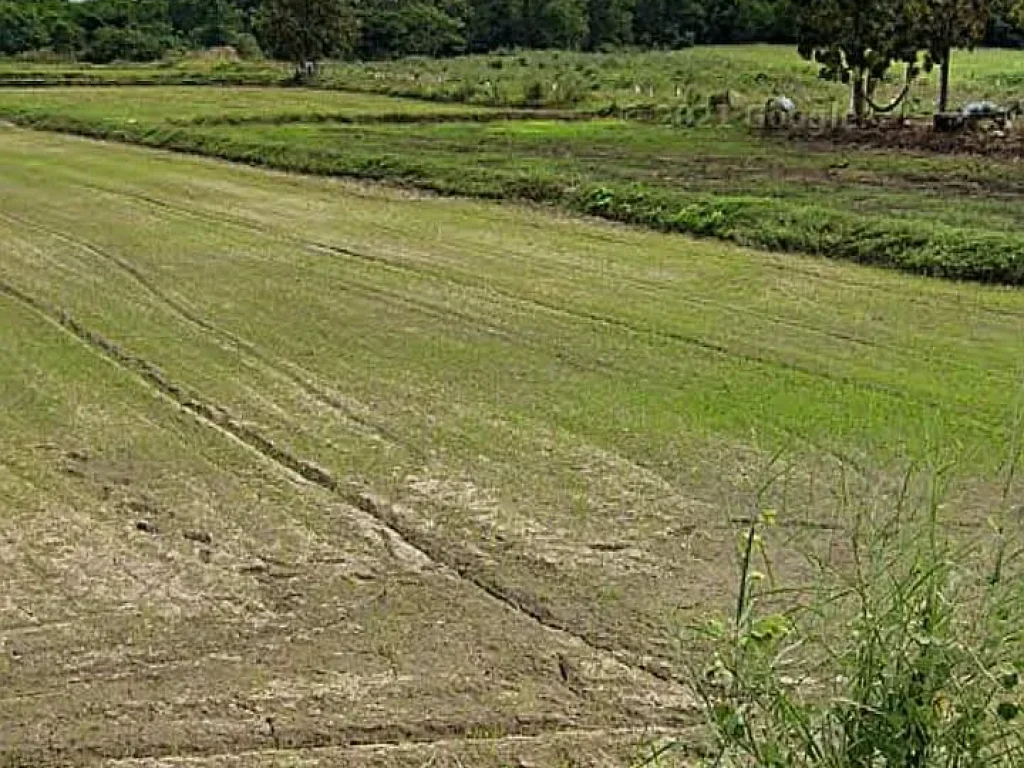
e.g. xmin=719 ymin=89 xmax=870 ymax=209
xmin=691 ymin=472 xmax=1024 ymax=768
xmin=504 ymin=174 xmax=566 ymax=201
xmin=86 ymin=26 xmax=172 ymax=64
xmin=230 ymin=33 xmax=263 ymax=60
xmin=523 ymin=78 xmax=545 ymax=105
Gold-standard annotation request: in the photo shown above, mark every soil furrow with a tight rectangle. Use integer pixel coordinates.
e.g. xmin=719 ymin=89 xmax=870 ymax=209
xmin=0 ymin=277 xmax=696 ymax=693
xmin=0 ymin=210 xmax=415 ymax=453
xmin=4 ymin=713 xmax=686 ymax=766
xmin=102 ymin=725 xmax=687 ymax=765
xmin=65 ymin=180 xmax=1009 ymax=422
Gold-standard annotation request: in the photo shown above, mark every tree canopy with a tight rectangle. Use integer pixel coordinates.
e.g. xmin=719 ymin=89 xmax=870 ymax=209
xmin=0 ymin=0 xmax=1022 ymax=73
xmin=797 ymin=0 xmax=1022 ymax=117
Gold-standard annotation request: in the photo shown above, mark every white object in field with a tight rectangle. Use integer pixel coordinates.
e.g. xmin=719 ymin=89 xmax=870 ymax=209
xmin=963 ymin=101 xmax=1001 ymax=116
xmin=767 ymin=96 xmax=796 ymax=113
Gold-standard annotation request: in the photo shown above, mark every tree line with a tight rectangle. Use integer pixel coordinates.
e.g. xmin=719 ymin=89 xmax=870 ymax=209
xmin=798 ymin=0 xmax=1024 ymax=117
xmin=0 ymin=0 xmax=795 ymax=62
xmin=0 ymin=0 xmax=1023 ymax=82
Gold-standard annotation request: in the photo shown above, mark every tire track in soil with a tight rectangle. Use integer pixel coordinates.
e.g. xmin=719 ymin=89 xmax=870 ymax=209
xmin=0 ymin=278 xmax=698 ymax=693
xmin=76 ymin=168 xmax=1024 ymax=348
xmin=9 ymin=184 xmax=995 ymax=526
xmin=2 ymin=198 xmax=778 ymax=670
xmin=17 ymin=122 xmax=1024 ymax=333
xmin=0 ymin=201 xmax=878 ymax=509
xmin=155 ymin=725 xmax=690 ymax=763
xmin=8 ymin=715 xmax=687 ymax=765
xmin=0 ymin=210 xmax=415 ymax=455
xmin=74 ymin=181 xmax=923 ymax=354
xmin=67 ymin=181 xmax=1014 ymax=424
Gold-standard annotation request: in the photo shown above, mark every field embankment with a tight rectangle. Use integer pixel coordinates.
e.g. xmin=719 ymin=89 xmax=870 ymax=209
xmin=3 ymin=85 xmax=1024 ymax=284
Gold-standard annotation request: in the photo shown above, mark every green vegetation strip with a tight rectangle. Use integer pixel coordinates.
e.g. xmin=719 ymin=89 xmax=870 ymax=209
xmin=3 ymin=85 xmax=1024 ymax=285
xmin=7 ymin=46 xmax=1024 ymax=116
xmin=3 ymin=129 xmax=1024 ymax=759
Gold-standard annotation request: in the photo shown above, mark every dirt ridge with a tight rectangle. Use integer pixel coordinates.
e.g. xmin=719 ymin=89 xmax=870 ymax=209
xmin=0 ymin=277 xmax=696 ymax=693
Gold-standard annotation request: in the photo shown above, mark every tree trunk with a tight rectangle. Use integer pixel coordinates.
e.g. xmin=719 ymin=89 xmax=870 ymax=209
xmin=938 ymin=50 xmax=951 ymax=113
xmin=851 ymin=70 xmax=868 ymax=123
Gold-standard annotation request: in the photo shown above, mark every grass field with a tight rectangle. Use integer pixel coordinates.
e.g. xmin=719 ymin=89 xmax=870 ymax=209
xmin=5 ymin=46 xmax=1024 ymax=113
xmin=2 ymin=125 xmax=1024 ymax=764
xmin=3 ymin=84 xmax=1024 ymax=283
xmin=0 ymin=85 xmax=491 ymax=126
xmin=317 ymin=46 xmax=1024 ymax=114
xmin=4 ymin=47 xmax=1024 ymax=764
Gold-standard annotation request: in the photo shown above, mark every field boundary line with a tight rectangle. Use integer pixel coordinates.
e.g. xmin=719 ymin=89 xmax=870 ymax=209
xmin=97 ymin=724 xmax=693 ymax=766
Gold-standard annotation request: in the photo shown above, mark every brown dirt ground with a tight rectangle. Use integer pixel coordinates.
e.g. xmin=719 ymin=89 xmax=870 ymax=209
xmin=2 ymin=127 xmax=1022 ymax=767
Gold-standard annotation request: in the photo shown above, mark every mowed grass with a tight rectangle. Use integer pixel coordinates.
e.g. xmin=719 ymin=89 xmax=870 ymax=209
xmin=0 ymin=85 xmax=489 ymax=127
xmin=3 ymin=83 xmax=1019 ymax=283
xmin=2 ymin=127 xmax=1024 ymax=686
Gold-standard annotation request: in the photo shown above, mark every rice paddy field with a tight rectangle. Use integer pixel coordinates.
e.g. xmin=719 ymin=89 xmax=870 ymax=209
xmin=2 ymin=46 xmax=1024 ymax=766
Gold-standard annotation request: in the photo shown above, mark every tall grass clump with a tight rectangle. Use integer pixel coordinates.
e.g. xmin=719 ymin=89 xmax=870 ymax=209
xmin=692 ymin=470 xmax=1024 ymax=767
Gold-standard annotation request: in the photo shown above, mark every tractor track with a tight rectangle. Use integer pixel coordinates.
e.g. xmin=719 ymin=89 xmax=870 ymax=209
xmin=0 ymin=277 xmax=698 ymax=694
xmin=65 ymin=180 xmax=1016 ymax=425
xmin=0 ymin=210 xmax=416 ymax=454
xmin=6 ymin=183 xmax=1004 ymax=517
xmin=6 ymin=715 xmax=689 ymax=766
xmin=0 ymin=200 xmax=879 ymax=498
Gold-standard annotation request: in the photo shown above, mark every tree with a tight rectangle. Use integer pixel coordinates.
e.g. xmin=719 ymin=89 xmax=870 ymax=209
xmin=86 ymin=25 xmax=173 ymax=62
xmin=48 ymin=17 xmax=86 ymax=54
xmin=633 ymin=0 xmax=704 ymax=47
xmin=256 ymin=0 xmax=357 ymax=72
xmin=358 ymin=0 xmax=466 ymax=57
xmin=0 ymin=2 xmax=47 ymax=55
xmin=466 ymin=0 xmax=525 ymax=50
xmin=916 ymin=0 xmax=991 ymax=112
xmin=734 ymin=0 xmax=796 ymax=43
xmin=521 ymin=0 xmax=587 ymax=47
xmin=170 ymin=0 xmax=244 ymax=47
xmin=586 ymin=0 xmax=634 ymax=49
xmin=797 ymin=0 xmax=917 ymax=121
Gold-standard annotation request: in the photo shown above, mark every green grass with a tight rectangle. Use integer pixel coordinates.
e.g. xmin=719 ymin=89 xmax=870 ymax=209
xmin=0 ymin=85 xmax=490 ymax=127
xmin=4 ymin=104 xmax=1024 ymax=764
xmin=0 ymin=53 xmax=287 ymax=87
xmin=3 ymin=85 xmax=1021 ymax=284
xmin=3 ymin=128 xmax=1024 ymax=679
xmin=697 ymin=495 xmax=1024 ymax=767
xmin=8 ymin=44 xmax=1024 ymax=113
xmin=316 ymin=46 xmax=1024 ymax=113
xmin=0 ymin=166 xmax=689 ymax=764
xmin=4 ymin=45 xmax=1024 ymax=114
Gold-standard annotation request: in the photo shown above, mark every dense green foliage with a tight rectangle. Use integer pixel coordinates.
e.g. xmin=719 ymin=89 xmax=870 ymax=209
xmin=796 ymin=0 xmax=1010 ymax=118
xmin=2 ymin=0 xmax=1024 ymax=63
xmin=256 ymin=0 xmax=356 ymax=66
xmin=698 ymin=489 xmax=1024 ymax=767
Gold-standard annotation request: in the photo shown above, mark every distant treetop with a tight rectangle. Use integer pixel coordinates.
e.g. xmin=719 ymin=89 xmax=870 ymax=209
xmin=0 ymin=0 xmax=1022 ymax=63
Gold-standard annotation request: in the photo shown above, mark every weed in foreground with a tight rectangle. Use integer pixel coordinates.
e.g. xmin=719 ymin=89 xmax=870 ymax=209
xmin=690 ymin=470 xmax=1024 ymax=767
